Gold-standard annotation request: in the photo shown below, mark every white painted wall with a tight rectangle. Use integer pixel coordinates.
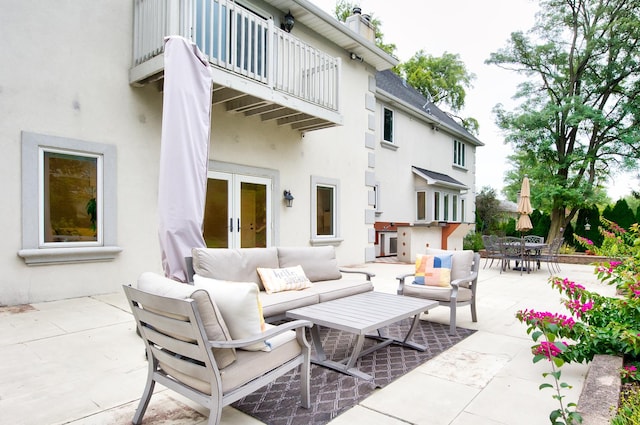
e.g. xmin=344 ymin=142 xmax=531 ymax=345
xmin=373 ymin=94 xmax=479 ymax=257
xmin=0 ymin=0 xmax=377 ymax=304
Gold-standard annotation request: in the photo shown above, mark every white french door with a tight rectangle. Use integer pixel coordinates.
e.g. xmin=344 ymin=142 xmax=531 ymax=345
xmin=203 ymin=171 xmax=272 ymax=248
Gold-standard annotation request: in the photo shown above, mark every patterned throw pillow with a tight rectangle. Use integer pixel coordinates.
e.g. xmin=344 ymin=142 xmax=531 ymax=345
xmin=257 ymin=265 xmax=313 ymax=294
xmin=413 ymin=254 xmax=453 ymax=287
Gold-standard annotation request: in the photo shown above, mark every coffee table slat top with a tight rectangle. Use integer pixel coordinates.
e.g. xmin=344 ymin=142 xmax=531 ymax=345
xmin=286 ymin=291 xmax=437 ymax=334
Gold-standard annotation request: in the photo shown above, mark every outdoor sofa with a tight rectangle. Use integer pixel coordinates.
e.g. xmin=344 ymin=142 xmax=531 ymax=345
xmin=188 ymin=246 xmax=374 ymax=321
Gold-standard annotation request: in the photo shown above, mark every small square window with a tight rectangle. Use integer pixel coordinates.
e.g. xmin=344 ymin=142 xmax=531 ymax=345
xmin=454 ymin=140 xmax=466 ymax=167
xmin=311 ymin=176 xmax=342 ymax=244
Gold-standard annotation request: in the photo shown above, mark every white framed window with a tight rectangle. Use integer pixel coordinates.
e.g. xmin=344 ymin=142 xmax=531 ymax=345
xmin=461 ymin=198 xmax=466 ymax=222
xmin=39 ymin=148 xmax=103 ymax=247
xmin=452 ymin=194 xmax=459 ymax=222
xmin=415 ymin=188 xmax=464 ymax=223
xmin=19 ymin=132 xmax=120 ymax=265
xmin=416 ymin=190 xmax=426 ymax=221
xmin=311 ymin=176 xmax=342 ymax=244
xmin=453 ymin=140 xmax=466 ymax=167
xmin=373 ymin=183 xmax=383 ymax=215
xmin=383 ymin=106 xmax=394 ymax=143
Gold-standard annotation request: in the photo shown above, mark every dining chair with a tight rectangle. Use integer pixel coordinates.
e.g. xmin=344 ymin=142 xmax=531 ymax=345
xmin=481 ymin=234 xmax=503 ymax=269
xmin=499 ymin=236 xmax=530 ymax=275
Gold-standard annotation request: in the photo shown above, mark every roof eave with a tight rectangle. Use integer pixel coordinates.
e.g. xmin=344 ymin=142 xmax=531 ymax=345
xmin=265 ymin=0 xmax=399 ymax=71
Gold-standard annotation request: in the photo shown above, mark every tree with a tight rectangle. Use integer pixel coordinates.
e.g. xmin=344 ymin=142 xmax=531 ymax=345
xmin=487 ymin=0 xmax=640 ymax=242
xmin=332 ymin=2 xmax=477 ymax=134
xmin=401 ymin=50 xmax=478 ymax=133
xmin=475 ymin=186 xmax=502 ymax=234
xmin=604 ymin=198 xmax=635 ymax=230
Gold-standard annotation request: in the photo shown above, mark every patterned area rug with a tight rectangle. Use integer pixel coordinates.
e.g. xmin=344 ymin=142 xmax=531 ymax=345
xmin=232 ymin=319 xmax=475 ymax=425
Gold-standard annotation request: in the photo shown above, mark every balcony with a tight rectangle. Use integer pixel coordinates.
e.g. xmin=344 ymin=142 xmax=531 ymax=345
xmin=130 ymin=0 xmax=342 ymax=131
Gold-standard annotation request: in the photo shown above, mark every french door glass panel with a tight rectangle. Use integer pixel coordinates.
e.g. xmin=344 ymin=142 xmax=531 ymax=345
xmin=204 ymin=172 xmax=271 ymax=248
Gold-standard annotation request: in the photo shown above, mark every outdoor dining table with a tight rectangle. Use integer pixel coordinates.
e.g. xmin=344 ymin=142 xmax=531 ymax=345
xmin=500 ymin=238 xmax=548 ymax=272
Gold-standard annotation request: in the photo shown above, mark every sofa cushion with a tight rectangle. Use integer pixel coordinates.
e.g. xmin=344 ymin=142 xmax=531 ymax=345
xmin=192 ymin=247 xmax=279 ymax=290
xmin=307 ymin=278 xmax=374 ymax=303
xmin=136 ymin=272 xmax=236 ymax=368
xmin=163 ymin=324 xmax=302 ymax=395
xmin=257 ymin=265 xmax=312 ymax=294
xmin=404 ymin=284 xmax=473 ymax=303
xmin=193 ymin=275 xmax=268 ymax=351
xmin=414 ymin=254 xmax=452 ymax=287
xmin=425 ymin=248 xmax=474 ymax=282
xmin=260 ymin=290 xmax=320 ymax=319
xmin=277 ymin=246 xmax=342 ymax=282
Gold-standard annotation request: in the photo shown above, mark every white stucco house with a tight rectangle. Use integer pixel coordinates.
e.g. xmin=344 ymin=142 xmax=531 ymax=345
xmin=372 ymin=70 xmax=483 ymax=262
xmin=1 ymin=0 xmax=481 ymax=305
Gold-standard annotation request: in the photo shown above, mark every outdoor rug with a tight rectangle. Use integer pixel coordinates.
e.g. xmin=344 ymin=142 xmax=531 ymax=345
xmin=232 ymin=319 xmax=476 ymax=425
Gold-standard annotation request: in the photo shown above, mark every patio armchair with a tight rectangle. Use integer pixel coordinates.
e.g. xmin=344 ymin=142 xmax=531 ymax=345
xmin=123 ymin=274 xmax=312 ymax=425
xmin=396 ymin=249 xmax=481 ymax=335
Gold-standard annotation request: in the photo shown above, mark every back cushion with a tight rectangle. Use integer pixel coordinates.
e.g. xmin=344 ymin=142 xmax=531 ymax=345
xmin=424 ymin=248 xmax=474 ymax=282
xmin=136 ymin=272 xmax=236 ymax=368
xmin=277 ymin=246 xmax=342 ymax=282
xmin=191 ymin=247 xmax=279 ymax=290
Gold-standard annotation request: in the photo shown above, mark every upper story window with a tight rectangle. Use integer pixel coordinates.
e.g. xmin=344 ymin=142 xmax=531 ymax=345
xmin=311 ymin=175 xmax=342 ymax=245
xmin=453 ymin=140 xmax=466 ymax=167
xmin=19 ymin=132 xmax=121 ymax=265
xmin=383 ymin=107 xmax=394 ymax=143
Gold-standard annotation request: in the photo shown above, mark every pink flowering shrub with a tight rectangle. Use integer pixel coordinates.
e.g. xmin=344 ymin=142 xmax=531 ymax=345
xmin=517 ymin=220 xmax=640 ymax=424
xmin=574 ymin=218 xmax=634 ymax=258
xmin=620 ymin=363 xmax=640 ymax=384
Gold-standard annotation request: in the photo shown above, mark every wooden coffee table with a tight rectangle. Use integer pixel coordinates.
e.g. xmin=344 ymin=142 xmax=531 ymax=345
xmin=286 ymin=291 xmax=438 ymax=380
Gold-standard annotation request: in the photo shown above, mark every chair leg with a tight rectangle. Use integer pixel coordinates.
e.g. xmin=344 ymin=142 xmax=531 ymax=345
xmin=300 ymin=358 xmax=310 ymax=409
xmin=449 ymin=306 xmax=457 ymax=335
xmin=297 ymin=328 xmax=311 ymax=409
xmin=133 ymin=360 xmax=156 ymax=425
xmin=470 ymin=300 xmax=477 ymax=323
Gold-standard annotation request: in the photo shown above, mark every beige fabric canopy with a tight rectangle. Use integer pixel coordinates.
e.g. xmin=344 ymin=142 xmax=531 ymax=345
xmin=516 ymin=176 xmax=533 ymax=232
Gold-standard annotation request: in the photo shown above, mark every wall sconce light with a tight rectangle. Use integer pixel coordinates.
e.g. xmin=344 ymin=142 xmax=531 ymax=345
xmin=584 ymin=219 xmax=591 ymax=231
xmin=350 ymin=52 xmax=363 ymax=62
xmin=281 ymin=11 xmax=294 ymax=33
xmin=283 ymin=190 xmax=294 ymax=207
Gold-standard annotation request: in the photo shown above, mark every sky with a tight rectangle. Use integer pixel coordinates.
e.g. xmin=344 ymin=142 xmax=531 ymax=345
xmin=311 ymin=0 xmax=636 ymax=200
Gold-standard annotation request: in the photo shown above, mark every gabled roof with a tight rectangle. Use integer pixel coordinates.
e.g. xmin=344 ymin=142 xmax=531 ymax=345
xmin=376 ymin=70 xmax=484 ymax=146
xmin=412 ymin=166 xmax=468 ymax=190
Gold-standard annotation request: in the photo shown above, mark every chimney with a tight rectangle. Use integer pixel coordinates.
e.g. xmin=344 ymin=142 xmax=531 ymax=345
xmin=345 ymin=7 xmax=375 ymax=43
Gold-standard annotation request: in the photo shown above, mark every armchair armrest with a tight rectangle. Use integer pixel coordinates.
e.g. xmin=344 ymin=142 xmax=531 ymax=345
xmin=340 ymin=269 xmax=375 ymax=281
xmin=396 ymin=273 xmax=415 ymax=295
xmin=209 ymin=320 xmax=312 ymax=349
xmin=450 ymin=271 xmax=478 ymax=289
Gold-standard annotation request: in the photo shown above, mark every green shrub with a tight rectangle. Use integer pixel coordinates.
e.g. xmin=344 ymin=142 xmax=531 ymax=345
xmin=463 ymin=231 xmax=484 ymax=251
xmin=611 ymin=385 xmax=640 ymax=425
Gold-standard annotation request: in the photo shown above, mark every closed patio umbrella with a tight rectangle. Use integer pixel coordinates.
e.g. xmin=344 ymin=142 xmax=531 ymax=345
xmin=516 ymin=176 xmax=533 ymax=232
xmin=157 ymin=37 xmax=213 ymax=282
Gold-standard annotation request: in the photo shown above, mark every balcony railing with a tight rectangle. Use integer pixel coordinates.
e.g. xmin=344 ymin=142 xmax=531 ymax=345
xmin=133 ymin=0 xmax=340 ymax=112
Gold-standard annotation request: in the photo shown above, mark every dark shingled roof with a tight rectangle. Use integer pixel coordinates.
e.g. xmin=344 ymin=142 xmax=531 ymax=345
xmin=375 ymin=70 xmax=482 ymax=146
xmin=412 ymin=166 xmax=467 ymax=188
